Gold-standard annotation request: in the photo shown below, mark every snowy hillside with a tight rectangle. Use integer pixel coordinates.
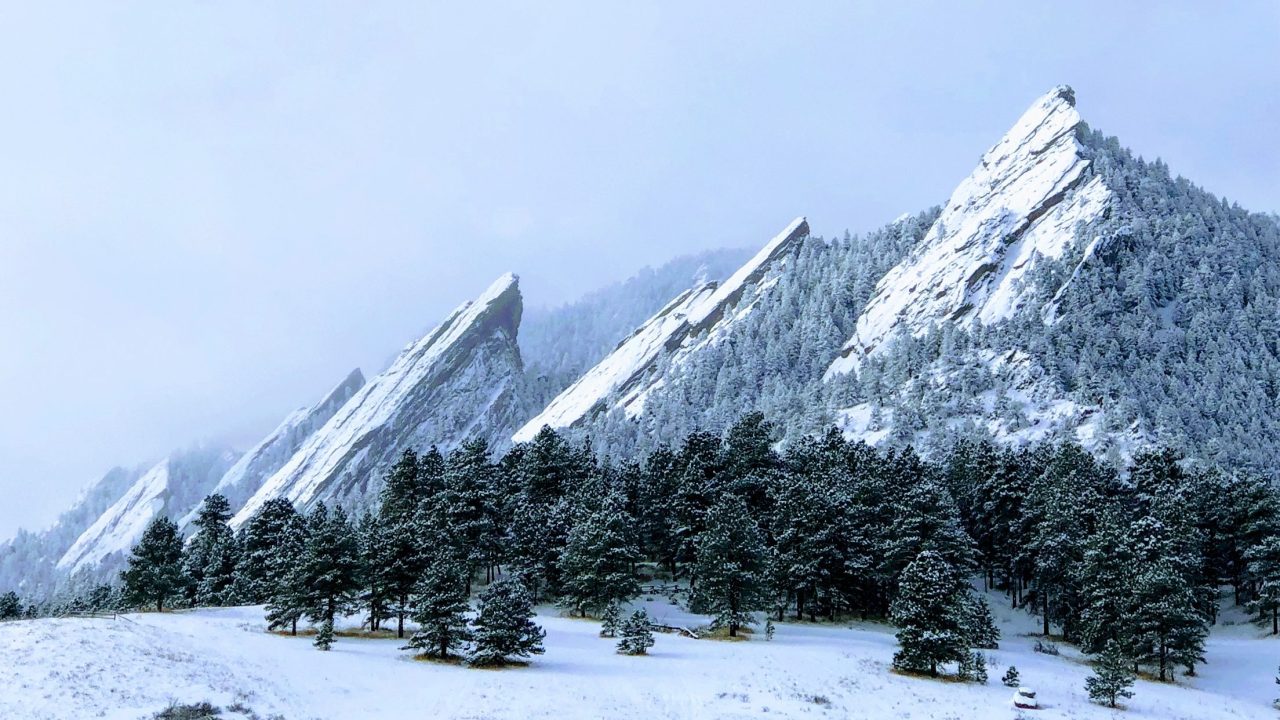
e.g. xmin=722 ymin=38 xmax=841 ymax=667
xmin=232 ymin=274 xmax=525 ymax=526
xmin=2 ymin=595 xmax=1276 ymax=720
xmin=181 ymin=368 xmax=366 ymax=527
xmin=56 ymin=447 xmax=238 ymax=575
xmin=514 ymin=217 xmax=808 ymax=441
xmin=827 ymin=85 xmax=1112 ymax=378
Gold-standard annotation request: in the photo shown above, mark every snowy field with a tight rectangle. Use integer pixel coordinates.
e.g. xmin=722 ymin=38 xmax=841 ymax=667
xmin=2 ymin=591 xmax=1278 ymax=720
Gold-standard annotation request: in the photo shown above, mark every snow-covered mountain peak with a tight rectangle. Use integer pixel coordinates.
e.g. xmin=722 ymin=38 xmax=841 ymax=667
xmin=513 ymin=218 xmax=808 ymax=441
xmin=826 ymin=86 xmax=1112 ymax=378
xmin=232 ymin=274 xmax=525 ymax=526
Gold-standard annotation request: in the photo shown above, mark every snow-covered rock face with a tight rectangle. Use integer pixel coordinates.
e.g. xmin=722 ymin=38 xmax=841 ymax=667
xmin=57 ymin=447 xmax=238 ymax=573
xmin=826 ymin=86 xmax=1112 ymax=378
xmin=513 ymin=218 xmax=808 ymax=441
xmin=180 ymin=368 xmax=365 ymax=529
xmin=232 ymin=274 xmax=524 ymax=526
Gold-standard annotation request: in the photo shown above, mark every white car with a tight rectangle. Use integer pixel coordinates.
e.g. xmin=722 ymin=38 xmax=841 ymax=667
xmin=1013 ymin=687 xmax=1039 ymax=709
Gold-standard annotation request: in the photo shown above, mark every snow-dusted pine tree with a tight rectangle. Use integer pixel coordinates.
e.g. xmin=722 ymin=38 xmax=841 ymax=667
xmin=120 ymin=516 xmax=186 ymax=612
xmin=466 ymin=577 xmax=545 ymax=667
xmin=692 ymin=496 xmax=767 ymax=637
xmin=890 ymin=550 xmax=969 ymax=677
xmin=616 ymin=609 xmax=655 ymax=656
xmin=404 ymin=554 xmax=472 ymax=660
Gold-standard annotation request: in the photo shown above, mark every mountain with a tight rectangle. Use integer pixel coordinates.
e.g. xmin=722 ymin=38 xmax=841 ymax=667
xmin=513 ymin=217 xmax=809 ymax=442
xmin=826 ymin=85 xmax=1110 ymax=377
xmin=556 ymin=85 xmax=1279 ymax=475
xmin=180 ymin=368 xmax=366 ymax=527
xmin=231 ymin=274 xmax=525 ymax=526
xmin=0 ymin=465 xmax=146 ymax=596
xmin=56 ymin=446 xmax=239 ymax=576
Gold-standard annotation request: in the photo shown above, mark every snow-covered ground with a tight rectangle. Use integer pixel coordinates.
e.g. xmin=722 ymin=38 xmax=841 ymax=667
xmin=2 ymin=590 xmax=1277 ymax=719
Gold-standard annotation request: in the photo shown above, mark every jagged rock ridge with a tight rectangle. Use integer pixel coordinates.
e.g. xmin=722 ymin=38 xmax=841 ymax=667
xmin=513 ymin=217 xmax=808 ymax=441
xmin=232 ymin=274 xmax=525 ymax=526
xmin=826 ymin=85 xmax=1112 ymax=378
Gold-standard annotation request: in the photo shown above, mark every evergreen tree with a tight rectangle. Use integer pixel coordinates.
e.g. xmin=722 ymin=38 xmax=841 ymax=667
xmin=184 ymin=494 xmax=238 ymax=607
xmin=120 ymin=516 xmax=186 ymax=612
xmin=235 ymin=498 xmax=304 ymax=604
xmin=963 ymin=593 xmax=1000 ymax=649
xmin=297 ymin=503 xmax=361 ymax=648
xmin=466 ymin=577 xmax=545 ymax=667
xmin=558 ymin=490 xmax=640 ymax=617
xmin=692 ymin=496 xmax=767 ymax=637
xmin=890 ymin=550 xmax=969 ymax=677
xmin=314 ymin=616 xmax=335 ymax=651
xmin=1245 ymin=536 xmax=1280 ymax=635
xmin=378 ymin=450 xmax=431 ymax=638
xmin=440 ymin=439 xmax=504 ymax=590
xmin=1086 ymin=640 xmax=1136 ymax=708
xmin=1001 ymin=665 xmax=1020 ymax=687
xmin=262 ymin=502 xmax=309 ymax=636
xmin=355 ymin=510 xmax=391 ymax=632
xmin=958 ymin=650 xmax=988 ymax=683
xmin=616 ymin=609 xmax=655 ymax=655
xmin=0 ymin=591 xmax=20 ymax=620
xmin=404 ymin=553 xmax=472 ymax=660
xmin=600 ymin=600 xmax=622 ymax=638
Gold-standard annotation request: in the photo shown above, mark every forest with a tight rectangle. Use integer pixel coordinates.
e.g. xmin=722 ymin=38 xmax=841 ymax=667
xmin=11 ymin=412 xmax=1280 ymax=705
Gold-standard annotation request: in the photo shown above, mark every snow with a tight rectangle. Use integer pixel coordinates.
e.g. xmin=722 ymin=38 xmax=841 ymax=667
xmin=513 ymin=219 xmax=807 ymax=441
xmin=827 ymin=86 xmax=1113 ymax=378
xmin=232 ymin=274 xmax=521 ymax=528
xmin=55 ymin=460 xmax=170 ymax=573
xmin=4 ymin=589 xmax=1277 ymax=719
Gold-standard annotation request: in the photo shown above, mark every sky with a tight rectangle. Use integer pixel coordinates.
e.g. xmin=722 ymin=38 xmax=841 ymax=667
xmin=0 ymin=2 xmax=1277 ymax=539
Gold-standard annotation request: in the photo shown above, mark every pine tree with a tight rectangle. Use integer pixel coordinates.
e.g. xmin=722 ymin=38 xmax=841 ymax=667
xmin=184 ymin=494 xmax=238 ymax=607
xmin=440 ymin=439 xmax=504 ymax=590
xmin=235 ymin=498 xmax=304 ymax=604
xmin=558 ymin=490 xmax=640 ymax=617
xmin=958 ymin=650 xmax=987 ymax=683
xmin=963 ymin=594 xmax=1000 ymax=649
xmin=616 ymin=609 xmax=655 ymax=655
xmin=466 ymin=577 xmax=545 ymax=667
xmin=262 ymin=502 xmax=309 ymax=635
xmin=1001 ymin=665 xmax=1020 ymax=687
xmin=0 ymin=591 xmax=20 ymax=620
xmin=764 ymin=618 xmax=775 ymax=641
xmin=404 ymin=553 xmax=472 ymax=660
xmin=120 ymin=516 xmax=186 ymax=612
xmin=600 ymin=600 xmax=622 ymax=638
xmin=378 ymin=450 xmax=431 ymax=638
xmin=693 ymin=496 xmax=767 ymax=636
xmin=1246 ymin=536 xmax=1280 ymax=635
xmin=890 ymin=550 xmax=969 ymax=677
xmin=1131 ymin=559 xmax=1207 ymax=681
xmin=1086 ymin=640 xmax=1135 ymax=708
xmin=314 ymin=616 xmax=335 ymax=651
xmin=355 ymin=510 xmax=391 ymax=632
xmin=297 ymin=503 xmax=361 ymax=649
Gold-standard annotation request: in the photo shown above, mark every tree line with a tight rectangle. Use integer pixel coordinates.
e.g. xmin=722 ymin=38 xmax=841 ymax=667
xmin=25 ymin=413 xmax=1280 ymax=697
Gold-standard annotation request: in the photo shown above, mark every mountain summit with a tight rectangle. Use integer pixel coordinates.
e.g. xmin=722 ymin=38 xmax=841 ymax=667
xmin=827 ymin=85 xmax=1112 ymax=377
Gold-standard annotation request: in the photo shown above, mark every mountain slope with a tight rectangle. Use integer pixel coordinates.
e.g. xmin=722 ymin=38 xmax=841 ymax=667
xmin=232 ymin=274 xmax=525 ymax=526
xmin=181 ymin=368 xmax=365 ymax=527
xmin=56 ymin=446 xmax=238 ymax=575
xmin=513 ymin=217 xmax=808 ymax=441
xmin=826 ymin=85 xmax=1112 ymax=377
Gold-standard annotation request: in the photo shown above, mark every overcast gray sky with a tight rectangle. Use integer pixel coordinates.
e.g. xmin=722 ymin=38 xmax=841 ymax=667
xmin=1 ymin=2 xmax=1276 ymax=538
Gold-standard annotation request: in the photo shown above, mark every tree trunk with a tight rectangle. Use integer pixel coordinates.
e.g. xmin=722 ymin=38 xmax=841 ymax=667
xmin=795 ymin=589 xmax=804 ymax=621
xmin=1042 ymin=592 xmax=1050 ymax=636
xmin=291 ymin=617 xmax=298 ymax=636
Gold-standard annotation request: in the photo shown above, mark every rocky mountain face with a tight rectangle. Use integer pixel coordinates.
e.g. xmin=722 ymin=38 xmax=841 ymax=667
xmin=826 ymin=86 xmax=1112 ymax=377
xmin=181 ymin=368 xmax=366 ymax=527
xmin=513 ymin=217 xmax=808 ymax=441
xmin=56 ymin=446 xmax=239 ymax=576
xmin=231 ymin=274 xmax=525 ymax=527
